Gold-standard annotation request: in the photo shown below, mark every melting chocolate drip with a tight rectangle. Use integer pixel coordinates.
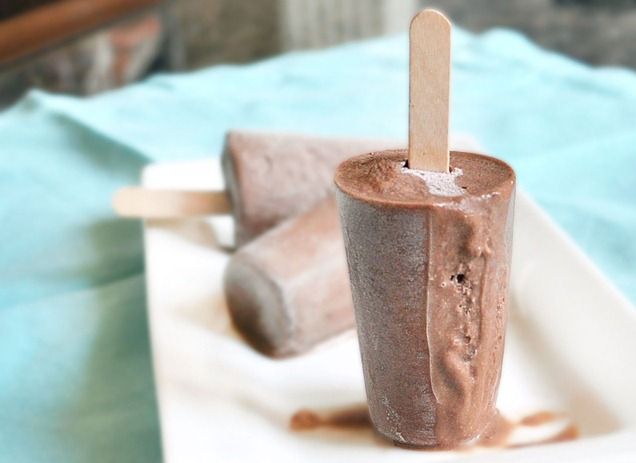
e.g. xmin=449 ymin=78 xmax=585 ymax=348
xmin=290 ymin=406 xmax=579 ymax=450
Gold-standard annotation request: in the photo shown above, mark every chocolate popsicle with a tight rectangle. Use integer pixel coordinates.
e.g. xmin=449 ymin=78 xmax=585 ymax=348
xmin=333 ymin=9 xmax=517 ymax=448
xmin=222 ymin=131 xmax=397 ymax=245
xmin=224 ymin=196 xmax=351 ymax=357
xmin=114 ymin=130 xmax=396 ymax=246
xmin=335 ymin=150 xmax=515 ymax=447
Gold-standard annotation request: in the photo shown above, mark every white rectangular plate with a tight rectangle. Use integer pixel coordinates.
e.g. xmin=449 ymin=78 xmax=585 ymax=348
xmin=143 ymin=158 xmax=636 ymax=463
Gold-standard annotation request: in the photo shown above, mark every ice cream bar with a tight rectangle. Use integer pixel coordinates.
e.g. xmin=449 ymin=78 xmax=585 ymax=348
xmin=221 ymin=131 xmax=397 ymax=245
xmin=335 ymin=149 xmax=515 ymax=448
xmin=115 ymin=131 xmax=396 ymax=246
xmin=224 ymin=196 xmax=352 ymax=357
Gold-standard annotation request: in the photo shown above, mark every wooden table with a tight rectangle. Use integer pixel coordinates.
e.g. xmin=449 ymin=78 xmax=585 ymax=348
xmin=0 ymin=0 xmax=162 ymax=67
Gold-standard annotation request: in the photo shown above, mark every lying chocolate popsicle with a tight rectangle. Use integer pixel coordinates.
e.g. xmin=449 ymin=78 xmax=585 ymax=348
xmin=222 ymin=131 xmax=399 ymax=245
xmin=114 ymin=130 xmax=396 ymax=246
xmin=224 ymin=196 xmax=352 ymax=357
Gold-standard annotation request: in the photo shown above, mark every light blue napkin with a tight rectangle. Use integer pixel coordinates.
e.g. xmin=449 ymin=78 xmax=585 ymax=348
xmin=1 ymin=28 xmax=634 ymax=462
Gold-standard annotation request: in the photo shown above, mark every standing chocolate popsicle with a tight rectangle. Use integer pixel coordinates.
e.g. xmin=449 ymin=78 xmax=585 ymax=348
xmin=335 ymin=10 xmax=516 ymax=448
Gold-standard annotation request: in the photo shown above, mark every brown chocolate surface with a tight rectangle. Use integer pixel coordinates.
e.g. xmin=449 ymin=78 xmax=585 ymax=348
xmin=335 ymin=149 xmax=514 ymax=205
xmin=519 ymin=410 xmax=561 ymax=427
xmin=290 ymin=405 xmax=371 ymax=431
xmin=221 ymin=131 xmax=398 ymax=246
xmin=224 ymin=196 xmax=354 ymax=357
xmin=335 ymin=149 xmax=516 ymax=448
xmin=289 ymin=405 xmax=578 ymax=450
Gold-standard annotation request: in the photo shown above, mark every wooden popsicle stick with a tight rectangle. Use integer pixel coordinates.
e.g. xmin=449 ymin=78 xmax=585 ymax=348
xmin=112 ymin=187 xmax=231 ymax=219
xmin=408 ymin=9 xmax=452 ymax=172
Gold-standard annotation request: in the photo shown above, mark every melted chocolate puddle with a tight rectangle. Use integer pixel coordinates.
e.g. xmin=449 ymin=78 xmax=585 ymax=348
xmin=519 ymin=410 xmax=560 ymax=426
xmin=290 ymin=406 xmax=579 ymax=450
xmin=509 ymin=423 xmax=580 ymax=449
xmin=290 ymin=406 xmax=371 ymax=431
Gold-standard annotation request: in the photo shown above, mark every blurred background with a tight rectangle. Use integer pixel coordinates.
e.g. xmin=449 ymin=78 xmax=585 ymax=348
xmin=2 ymin=0 xmax=636 ymax=108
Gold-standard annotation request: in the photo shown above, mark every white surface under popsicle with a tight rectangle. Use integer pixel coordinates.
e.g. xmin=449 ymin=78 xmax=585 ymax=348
xmin=143 ymin=158 xmax=636 ymax=463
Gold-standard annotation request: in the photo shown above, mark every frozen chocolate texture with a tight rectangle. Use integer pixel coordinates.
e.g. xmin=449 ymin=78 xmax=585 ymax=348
xmin=335 ymin=149 xmax=515 ymax=448
xmin=224 ymin=196 xmax=353 ymax=357
xmin=221 ymin=131 xmax=397 ymax=246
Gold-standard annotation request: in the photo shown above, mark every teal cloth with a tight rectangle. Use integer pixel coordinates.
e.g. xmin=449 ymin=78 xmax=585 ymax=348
xmin=1 ymin=28 xmax=635 ymax=462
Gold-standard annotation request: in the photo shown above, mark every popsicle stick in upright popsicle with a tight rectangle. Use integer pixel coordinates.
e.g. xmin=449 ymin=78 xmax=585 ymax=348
xmin=408 ymin=9 xmax=451 ymax=172
xmin=112 ymin=187 xmax=232 ymax=219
